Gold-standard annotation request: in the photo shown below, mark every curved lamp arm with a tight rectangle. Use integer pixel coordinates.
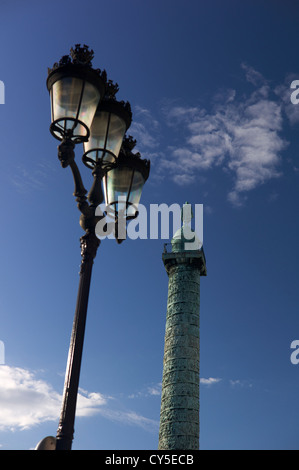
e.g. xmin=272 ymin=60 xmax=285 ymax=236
xmin=57 ymin=137 xmax=104 ymax=233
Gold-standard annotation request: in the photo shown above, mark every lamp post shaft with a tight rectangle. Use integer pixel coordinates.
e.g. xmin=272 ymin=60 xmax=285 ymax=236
xmin=56 ymin=232 xmax=100 ymax=450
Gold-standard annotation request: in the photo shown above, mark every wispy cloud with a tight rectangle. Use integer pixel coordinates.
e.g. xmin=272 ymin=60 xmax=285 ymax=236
xmin=0 ymin=365 xmax=62 ymax=431
xmin=130 ymin=105 xmax=160 ymax=151
xmin=0 ymin=366 xmax=158 ymax=433
xmin=129 ymin=378 xmax=222 ymax=397
xmin=200 ymin=377 xmax=254 ymax=389
xmin=133 ymin=64 xmax=295 ymax=206
xmin=147 ymin=383 xmax=162 ymax=396
xmin=241 ymin=62 xmax=267 ymax=87
xmin=161 ymin=68 xmax=287 ymax=206
xmin=229 ymin=379 xmax=253 ymax=389
xmin=9 ymin=160 xmax=57 ymax=194
xmin=200 ymin=377 xmax=222 ymax=386
xmin=98 ymin=408 xmax=158 ymax=433
xmin=128 ymin=382 xmax=162 ymax=399
xmin=0 ymin=366 xmax=108 ymax=431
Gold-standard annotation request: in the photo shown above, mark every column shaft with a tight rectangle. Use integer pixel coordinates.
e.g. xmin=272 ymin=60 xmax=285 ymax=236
xmin=158 ymin=263 xmax=200 ymax=450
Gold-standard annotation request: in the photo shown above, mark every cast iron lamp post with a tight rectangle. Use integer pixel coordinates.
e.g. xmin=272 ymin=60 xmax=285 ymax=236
xmin=46 ymin=45 xmax=150 ymax=450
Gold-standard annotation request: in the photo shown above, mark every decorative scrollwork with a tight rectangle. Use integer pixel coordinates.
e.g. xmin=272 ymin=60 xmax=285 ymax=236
xmin=57 ymin=137 xmax=75 ymax=168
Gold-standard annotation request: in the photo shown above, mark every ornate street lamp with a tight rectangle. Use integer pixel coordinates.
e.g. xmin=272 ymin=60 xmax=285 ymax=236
xmin=44 ymin=45 xmax=150 ymax=451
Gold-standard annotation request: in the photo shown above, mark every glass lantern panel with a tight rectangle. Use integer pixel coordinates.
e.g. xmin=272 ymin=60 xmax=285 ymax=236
xmin=127 ymin=171 xmax=145 ymax=218
xmin=84 ymin=111 xmax=126 ymax=165
xmin=106 ymin=113 xmax=126 ymax=160
xmin=103 ymin=166 xmax=134 ymax=217
xmin=79 ymin=81 xmax=101 ymax=132
xmin=51 ymin=77 xmax=100 ymax=139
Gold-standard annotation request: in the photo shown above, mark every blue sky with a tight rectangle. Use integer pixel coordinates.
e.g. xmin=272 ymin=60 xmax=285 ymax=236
xmin=0 ymin=0 xmax=299 ymax=450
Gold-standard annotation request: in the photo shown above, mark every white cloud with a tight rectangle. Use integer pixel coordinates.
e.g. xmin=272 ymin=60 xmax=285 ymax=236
xmin=0 ymin=366 xmax=157 ymax=433
xmin=130 ymin=106 xmax=160 ymax=150
xmin=165 ymin=105 xmax=200 ymax=124
xmin=0 ymin=366 xmax=108 ymax=431
xmin=147 ymin=383 xmax=162 ymax=396
xmin=76 ymin=389 xmax=107 ymax=417
xmin=128 ymin=382 xmax=162 ymax=399
xmin=200 ymin=377 xmax=253 ymax=388
xmin=0 ymin=366 xmax=62 ymax=431
xmin=229 ymin=379 xmax=253 ymax=388
xmin=161 ymin=67 xmax=288 ymax=205
xmin=200 ymin=377 xmax=221 ymax=386
xmin=241 ymin=63 xmax=267 ymax=87
xmin=129 ymin=121 xmax=158 ymax=149
xmin=98 ymin=408 xmax=158 ymax=433
xmin=135 ymin=65 xmax=292 ymax=206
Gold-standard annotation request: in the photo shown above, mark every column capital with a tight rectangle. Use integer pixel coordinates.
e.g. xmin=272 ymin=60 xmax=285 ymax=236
xmin=162 ymin=249 xmax=207 ymax=276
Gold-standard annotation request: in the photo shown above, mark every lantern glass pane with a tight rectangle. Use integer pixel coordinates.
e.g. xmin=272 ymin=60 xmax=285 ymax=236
xmin=127 ymin=171 xmax=145 ymax=218
xmin=51 ymin=77 xmax=100 ymax=138
xmin=103 ymin=166 xmax=145 ymax=219
xmin=84 ymin=111 xmax=126 ymax=165
xmin=103 ymin=166 xmax=133 ymax=216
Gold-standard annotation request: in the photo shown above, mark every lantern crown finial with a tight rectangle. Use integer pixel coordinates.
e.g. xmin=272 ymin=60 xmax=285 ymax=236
xmin=123 ymin=135 xmax=137 ymax=152
xmin=48 ymin=44 xmax=106 ymax=78
xmin=70 ymin=44 xmax=94 ymax=66
xmin=105 ymin=80 xmax=119 ymax=99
